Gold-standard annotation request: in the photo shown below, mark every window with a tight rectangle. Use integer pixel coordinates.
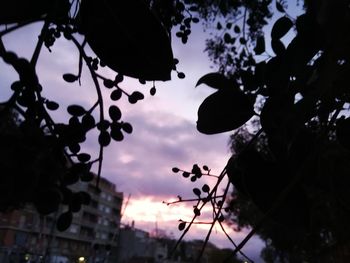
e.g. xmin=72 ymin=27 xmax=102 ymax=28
xmin=101 ymin=232 xmax=107 ymax=240
xmin=69 ymin=224 xmax=79 ymax=234
xmin=105 ymin=207 xmax=111 ymax=214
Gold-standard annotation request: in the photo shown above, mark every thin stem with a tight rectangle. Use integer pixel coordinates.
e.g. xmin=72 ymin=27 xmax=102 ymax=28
xmin=70 ymin=35 xmax=105 ymax=187
xmin=31 ymin=20 xmax=50 ymax=67
xmin=163 ymin=195 xmax=225 ymax=205
xmin=0 ymin=18 xmax=44 ymax=37
xmin=195 ymin=180 xmax=230 ymax=263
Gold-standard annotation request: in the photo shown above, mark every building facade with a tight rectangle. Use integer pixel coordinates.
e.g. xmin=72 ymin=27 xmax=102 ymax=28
xmin=0 ymin=176 xmax=123 ymax=263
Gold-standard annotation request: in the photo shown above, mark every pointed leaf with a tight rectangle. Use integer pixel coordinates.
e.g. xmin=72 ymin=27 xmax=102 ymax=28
xmin=196 ymin=73 xmax=231 ymax=90
xmin=80 ymin=0 xmax=173 ymax=81
xmin=271 ymin=17 xmax=293 ymax=40
xmin=197 ymin=89 xmax=254 ymax=134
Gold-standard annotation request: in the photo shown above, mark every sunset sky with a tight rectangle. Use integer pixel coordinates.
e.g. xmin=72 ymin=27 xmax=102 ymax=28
xmin=0 ymin=14 xmax=297 ymax=261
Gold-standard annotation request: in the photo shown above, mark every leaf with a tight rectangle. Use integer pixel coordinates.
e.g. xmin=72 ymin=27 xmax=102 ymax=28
xmin=80 ymin=0 xmax=173 ymax=81
xmin=234 ymin=25 xmax=241 ymax=34
xmin=110 ymin=89 xmax=123 ymax=101
xmin=254 ymin=35 xmax=265 ymax=55
xmin=276 ymin=1 xmax=285 ymax=13
xmin=77 ymin=153 xmax=91 ymax=163
xmin=56 ymin=211 xmax=73 ymax=232
xmin=271 ymin=39 xmax=286 ymax=56
xmin=172 ymin=167 xmax=180 ymax=173
xmin=178 ymin=221 xmax=186 ymax=231
xmin=46 ymin=100 xmax=59 ymax=111
xmin=98 ymin=131 xmax=111 ymax=147
xmin=182 ymin=172 xmax=190 ymax=178
xmin=122 ymin=122 xmax=133 ymax=134
xmin=108 ymin=105 xmax=122 ymax=121
xmin=193 ymin=207 xmax=201 ymax=216
xmin=197 ymin=89 xmax=255 ymax=134
xmin=196 ymin=73 xmax=231 ymax=90
xmin=67 ymin=105 xmax=86 ymax=116
xmin=202 ymin=184 xmax=210 ymax=193
xmin=193 ymin=188 xmax=201 ymax=196
xmin=271 ymin=17 xmax=293 ymax=40
xmin=62 ymin=73 xmax=78 ymax=83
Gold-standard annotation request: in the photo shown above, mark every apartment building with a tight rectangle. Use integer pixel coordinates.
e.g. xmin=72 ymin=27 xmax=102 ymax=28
xmin=0 ymin=175 xmax=123 ymax=263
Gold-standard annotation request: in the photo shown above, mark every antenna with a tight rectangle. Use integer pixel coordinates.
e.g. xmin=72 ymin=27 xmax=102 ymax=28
xmin=121 ymin=193 xmax=131 ymax=219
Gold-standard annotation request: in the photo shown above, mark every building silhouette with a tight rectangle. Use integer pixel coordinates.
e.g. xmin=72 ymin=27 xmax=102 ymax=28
xmin=0 ymin=175 xmax=123 ymax=263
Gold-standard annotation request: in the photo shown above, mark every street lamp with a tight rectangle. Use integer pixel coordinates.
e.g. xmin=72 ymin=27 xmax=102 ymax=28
xmin=78 ymin=256 xmax=85 ymax=263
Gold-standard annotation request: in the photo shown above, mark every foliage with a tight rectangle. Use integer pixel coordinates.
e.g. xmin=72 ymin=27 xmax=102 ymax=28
xmin=168 ymin=0 xmax=350 ymax=262
xmin=0 ymin=0 xmax=189 ymax=230
xmin=2 ymin=0 xmax=350 ymax=261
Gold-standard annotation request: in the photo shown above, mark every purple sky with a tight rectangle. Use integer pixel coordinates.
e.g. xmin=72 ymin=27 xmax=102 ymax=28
xmin=0 ymin=21 xmax=265 ymax=262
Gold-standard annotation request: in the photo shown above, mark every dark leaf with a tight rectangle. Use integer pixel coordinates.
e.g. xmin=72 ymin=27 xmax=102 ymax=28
xmin=203 ymin=165 xmax=209 ymax=171
xmin=77 ymin=153 xmax=91 ymax=163
xmin=128 ymin=91 xmax=144 ymax=104
xmin=196 ymin=73 xmax=231 ymax=90
xmin=82 ymin=114 xmax=96 ymax=130
xmin=80 ymin=0 xmax=173 ymax=80
xmin=178 ymin=221 xmax=186 ymax=231
xmin=67 ymin=105 xmax=86 ymax=116
xmin=108 ymin=105 xmax=122 ymax=122
xmin=110 ymin=127 xmax=124 ymax=141
xmin=122 ymin=122 xmax=133 ymax=134
xmin=193 ymin=188 xmax=201 ymax=196
xmin=150 ymin=86 xmax=156 ymax=96
xmin=218 ymin=214 xmax=225 ymax=222
xmin=202 ymin=184 xmax=210 ymax=193
xmin=193 ymin=207 xmax=201 ymax=216
xmin=234 ymin=25 xmax=241 ymax=34
xmin=197 ymin=89 xmax=254 ymax=134
xmin=63 ymin=73 xmax=78 ymax=83
xmin=182 ymin=172 xmax=190 ymax=178
xmin=172 ymin=167 xmax=180 ymax=173
xmin=177 ymin=72 xmax=186 ymax=79
xmin=98 ymin=131 xmax=111 ymax=147
xmin=271 ymin=39 xmax=286 ymax=56
xmin=111 ymin=89 xmax=123 ymax=101
xmin=46 ymin=100 xmax=59 ymax=111
xmin=68 ymin=143 xmax=80 ymax=154
xmin=191 ymin=164 xmax=202 ymax=178
xmin=190 ymin=176 xmax=197 ymax=182
xmin=224 ymin=33 xmax=232 ymax=44
xmin=56 ymin=211 xmax=73 ymax=232
xmin=97 ymin=120 xmax=110 ymax=131
xmin=103 ymin=79 xmax=114 ymax=89
xmin=271 ymin=16 xmax=293 ymax=40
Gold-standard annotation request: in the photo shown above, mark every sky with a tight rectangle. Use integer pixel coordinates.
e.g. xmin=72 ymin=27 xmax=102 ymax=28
xmin=0 ymin=16 xmax=274 ymax=262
